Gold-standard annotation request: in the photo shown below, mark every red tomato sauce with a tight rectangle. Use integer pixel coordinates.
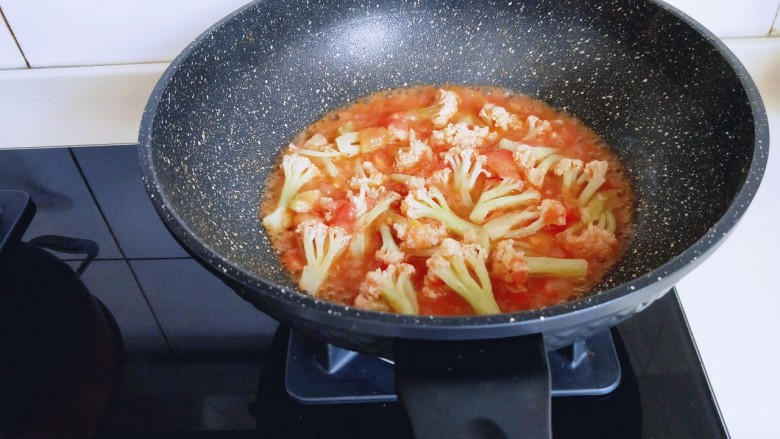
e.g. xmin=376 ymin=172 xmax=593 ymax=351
xmin=261 ymin=85 xmax=633 ymax=316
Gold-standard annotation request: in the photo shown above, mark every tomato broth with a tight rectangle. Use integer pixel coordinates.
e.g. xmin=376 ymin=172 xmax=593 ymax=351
xmin=261 ymin=85 xmax=633 ymax=316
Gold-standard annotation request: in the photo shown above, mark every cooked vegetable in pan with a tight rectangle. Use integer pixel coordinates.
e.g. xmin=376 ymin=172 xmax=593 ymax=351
xmin=261 ymin=85 xmax=633 ymax=316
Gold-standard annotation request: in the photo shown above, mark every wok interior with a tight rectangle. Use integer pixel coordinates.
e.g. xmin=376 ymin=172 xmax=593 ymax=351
xmin=148 ymin=0 xmax=754 ymax=299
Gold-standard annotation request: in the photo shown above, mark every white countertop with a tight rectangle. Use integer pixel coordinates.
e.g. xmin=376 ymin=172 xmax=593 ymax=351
xmin=0 ymin=36 xmax=778 ymax=438
xmin=676 ymin=38 xmax=780 ymax=439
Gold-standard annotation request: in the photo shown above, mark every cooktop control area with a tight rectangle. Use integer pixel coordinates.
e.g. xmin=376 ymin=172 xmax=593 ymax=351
xmin=0 ymin=145 xmax=726 ymax=437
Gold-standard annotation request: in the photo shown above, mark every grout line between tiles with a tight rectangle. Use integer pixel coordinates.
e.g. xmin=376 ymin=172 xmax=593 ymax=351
xmin=68 ymin=147 xmax=174 ymax=354
xmin=0 ymin=6 xmax=30 ymax=68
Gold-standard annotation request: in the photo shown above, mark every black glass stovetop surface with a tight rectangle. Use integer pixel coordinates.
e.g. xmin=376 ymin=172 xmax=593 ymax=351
xmin=0 ymin=145 xmax=728 ymax=438
xmin=254 ymin=290 xmax=727 ymax=439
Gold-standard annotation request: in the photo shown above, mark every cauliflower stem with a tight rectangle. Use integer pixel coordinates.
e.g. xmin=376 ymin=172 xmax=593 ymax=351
xmin=403 ymin=187 xmax=481 ymax=236
xmin=491 ymin=239 xmax=588 ymax=286
xmin=469 ymin=178 xmax=540 ymax=223
xmin=298 ymin=221 xmax=351 ymax=294
xmin=483 ymin=199 xmax=567 ymax=240
xmin=349 ymin=192 xmax=401 ymax=257
xmin=262 ymin=153 xmax=320 ymax=231
xmin=358 ymin=263 xmax=419 ymax=314
xmin=426 ymin=238 xmax=500 ymax=315
xmin=525 ymin=256 xmax=588 ymax=277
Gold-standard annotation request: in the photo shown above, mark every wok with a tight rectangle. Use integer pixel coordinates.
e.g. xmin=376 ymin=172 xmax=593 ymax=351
xmin=138 ymin=0 xmax=768 ymax=437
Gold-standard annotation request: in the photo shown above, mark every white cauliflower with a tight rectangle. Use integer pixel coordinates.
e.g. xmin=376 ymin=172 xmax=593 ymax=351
xmin=389 ymin=173 xmax=427 ymax=190
xmin=499 ymin=139 xmax=563 ymax=188
xmin=402 ymin=187 xmax=481 ymax=237
xmin=431 ymin=122 xmax=498 ymax=149
xmin=441 ymin=146 xmax=491 ymax=209
xmin=479 ymin=103 xmax=522 ymax=131
xmin=393 ymin=219 xmax=448 ymax=250
xmin=395 ymin=130 xmax=432 ymax=169
xmin=356 ymin=263 xmax=419 ymax=314
xmin=523 ymin=115 xmax=552 ymax=140
xmin=349 ymin=160 xmax=387 ymax=199
xmin=262 ymin=153 xmax=320 ymax=231
xmin=376 ymin=223 xmax=405 ymax=265
xmin=491 ymin=239 xmax=587 ymax=287
xmin=425 ymin=238 xmax=499 ymax=315
xmin=297 ymin=220 xmax=351 ymax=294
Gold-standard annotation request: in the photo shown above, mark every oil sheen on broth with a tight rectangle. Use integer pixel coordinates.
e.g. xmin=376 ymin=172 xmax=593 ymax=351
xmin=260 ymin=85 xmax=633 ymax=316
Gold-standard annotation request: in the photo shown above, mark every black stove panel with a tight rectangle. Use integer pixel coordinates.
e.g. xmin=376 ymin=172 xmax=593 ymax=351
xmin=0 ymin=145 xmax=727 ymax=438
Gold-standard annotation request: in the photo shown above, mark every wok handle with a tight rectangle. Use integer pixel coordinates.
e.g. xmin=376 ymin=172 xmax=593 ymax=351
xmin=394 ymin=333 xmax=551 ymax=439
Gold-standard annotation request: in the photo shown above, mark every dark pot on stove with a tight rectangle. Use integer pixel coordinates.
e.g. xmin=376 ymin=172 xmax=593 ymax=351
xmin=138 ymin=0 xmax=768 ymax=436
xmin=0 ymin=192 xmax=122 ymax=439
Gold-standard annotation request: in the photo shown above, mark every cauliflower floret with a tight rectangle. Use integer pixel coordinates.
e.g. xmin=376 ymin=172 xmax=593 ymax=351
xmin=425 ymin=238 xmax=499 ymax=315
xmin=576 ymin=160 xmax=609 ymax=206
xmin=388 ymin=123 xmax=410 ymax=142
xmin=491 ymin=239 xmax=588 ymax=287
xmin=289 ymin=134 xmax=340 ymax=159
xmin=430 ymin=168 xmax=453 ymax=188
xmin=431 ymin=89 xmax=459 ymax=128
xmin=391 ymin=88 xmax=459 ymax=129
xmin=439 ymin=146 xmax=491 ymax=209
xmin=335 ymin=131 xmax=360 ymax=157
xmin=479 ymin=103 xmax=522 ymax=131
xmin=558 ymin=225 xmax=618 ymax=260
xmin=491 ymin=239 xmax=531 ymax=286
xmin=288 ymin=134 xmax=342 ymax=177
xmin=349 ymin=191 xmax=401 ymax=257
xmin=395 ymin=131 xmax=432 ymax=169
xmin=557 ymin=193 xmax=617 ymax=260
xmin=349 ymin=160 xmax=387 ymax=199
xmin=393 ymin=219 xmax=448 ymax=250
xmin=402 ymin=187 xmax=481 ymax=236
xmin=347 ymin=185 xmax=370 ymax=217
xmin=431 ymin=122 xmax=498 ymax=149
xmin=553 ymin=158 xmax=585 ymax=196
xmin=483 ymin=199 xmax=567 ymax=240
xmin=356 ymin=263 xmax=419 ymax=314
xmin=389 ymin=173 xmax=427 ymax=190
xmin=262 ymin=153 xmax=320 ymax=231
xmin=498 ymin=139 xmax=563 ymax=187
xmin=523 ymin=115 xmax=552 ymax=140
xmin=468 ymin=178 xmax=540 ymax=223
xmin=552 ymin=159 xmax=608 ymax=206
xmin=376 ymin=223 xmax=405 ymax=265
xmin=297 ymin=220 xmax=351 ymax=294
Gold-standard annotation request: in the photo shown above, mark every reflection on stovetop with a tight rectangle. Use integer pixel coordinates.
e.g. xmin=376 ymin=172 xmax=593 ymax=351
xmin=0 ymin=145 xmax=726 ymax=437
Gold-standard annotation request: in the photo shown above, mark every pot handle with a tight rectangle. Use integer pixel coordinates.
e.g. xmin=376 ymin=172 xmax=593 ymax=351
xmin=394 ymin=333 xmax=551 ymax=439
xmin=28 ymin=235 xmax=99 ymax=277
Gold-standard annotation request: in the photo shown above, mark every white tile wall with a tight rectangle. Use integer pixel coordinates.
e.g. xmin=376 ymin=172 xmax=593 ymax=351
xmin=0 ymin=63 xmax=166 ymax=148
xmin=0 ymin=0 xmax=778 ymax=69
xmin=772 ymin=5 xmax=780 ymax=35
xmin=0 ymin=11 xmax=25 ymax=69
xmin=0 ymin=0 xmax=252 ymax=67
xmin=663 ymin=0 xmax=780 ymax=37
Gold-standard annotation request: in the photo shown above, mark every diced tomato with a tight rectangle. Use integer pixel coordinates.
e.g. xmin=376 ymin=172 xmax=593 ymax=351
xmin=323 ymin=199 xmax=355 ymax=230
xmin=484 ymin=149 xmax=521 ymax=179
xmin=544 ymin=203 xmax=580 ymax=234
xmin=359 ymin=127 xmax=389 ymax=152
xmin=365 ymin=149 xmax=394 ymax=170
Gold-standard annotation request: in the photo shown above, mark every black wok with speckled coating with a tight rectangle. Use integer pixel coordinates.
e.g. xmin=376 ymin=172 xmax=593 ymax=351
xmin=139 ymin=0 xmax=767 ymax=356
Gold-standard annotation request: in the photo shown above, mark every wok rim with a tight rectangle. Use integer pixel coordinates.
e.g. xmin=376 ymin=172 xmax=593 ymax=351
xmin=138 ymin=0 xmax=769 ymax=340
